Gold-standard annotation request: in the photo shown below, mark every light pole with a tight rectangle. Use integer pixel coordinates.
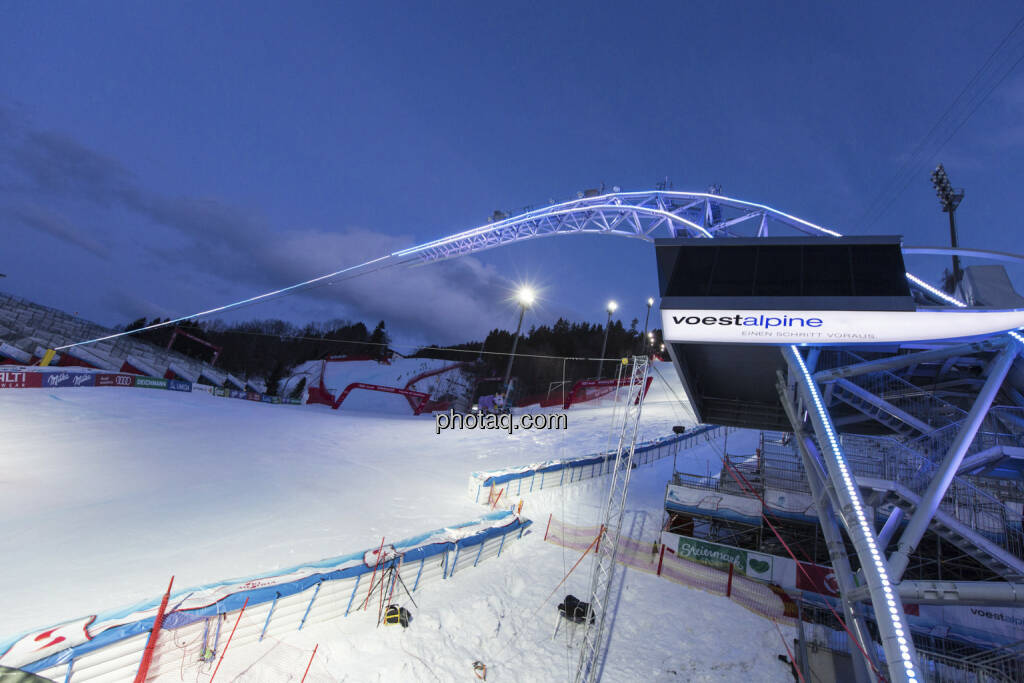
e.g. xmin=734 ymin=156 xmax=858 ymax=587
xmin=502 ymin=287 xmax=535 ymax=390
xmin=641 ymin=297 xmax=654 ymax=354
xmin=597 ymin=300 xmax=618 ymax=379
xmin=930 ymin=163 xmax=965 ymax=292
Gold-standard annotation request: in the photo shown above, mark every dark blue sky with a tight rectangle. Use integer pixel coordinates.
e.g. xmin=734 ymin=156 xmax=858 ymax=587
xmin=3 ymin=1 xmax=1023 ymax=345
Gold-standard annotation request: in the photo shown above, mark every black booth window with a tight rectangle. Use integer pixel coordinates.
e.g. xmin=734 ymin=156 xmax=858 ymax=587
xmin=661 ymin=243 xmax=910 ymax=298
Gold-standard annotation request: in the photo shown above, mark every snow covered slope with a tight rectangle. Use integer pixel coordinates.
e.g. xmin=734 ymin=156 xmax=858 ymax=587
xmin=0 ymin=364 xmax=693 ymax=637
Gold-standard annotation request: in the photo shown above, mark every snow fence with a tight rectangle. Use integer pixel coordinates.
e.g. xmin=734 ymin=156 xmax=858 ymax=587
xmin=468 ymin=426 xmax=723 ymax=504
xmin=4 ymin=511 xmax=532 ymax=682
xmin=544 ymin=515 xmax=795 ymax=626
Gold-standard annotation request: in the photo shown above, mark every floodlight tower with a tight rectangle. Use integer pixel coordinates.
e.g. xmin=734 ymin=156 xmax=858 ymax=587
xmin=597 ymin=300 xmax=618 ymax=379
xmin=930 ymin=163 xmax=965 ymax=290
xmin=641 ymin=297 xmax=654 ymax=354
xmin=502 ymin=286 xmax=535 ymax=390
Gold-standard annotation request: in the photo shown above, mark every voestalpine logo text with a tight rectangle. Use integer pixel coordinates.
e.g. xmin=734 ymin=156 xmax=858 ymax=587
xmin=672 ymin=313 xmax=823 ymax=328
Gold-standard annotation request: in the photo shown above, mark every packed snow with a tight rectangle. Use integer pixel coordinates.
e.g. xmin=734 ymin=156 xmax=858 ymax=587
xmin=0 ymin=360 xmax=795 ymax=680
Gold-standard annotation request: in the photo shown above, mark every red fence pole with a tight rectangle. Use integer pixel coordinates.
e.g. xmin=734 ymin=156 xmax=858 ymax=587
xmin=133 ymin=576 xmax=174 ymax=683
xmin=726 ymin=563 xmax=734 ymax=598
xmin=544 ymin=513 xmax=552 ymax=541
xmin=209 ymin=597 xmax=248 ymax=683
xmin=362 ymin=537 xmax=386 ymax=610
xmin=657 ymin=544 xmax=666 ymax=576
xmin=300 ymin=644 xmax=319 ymax=683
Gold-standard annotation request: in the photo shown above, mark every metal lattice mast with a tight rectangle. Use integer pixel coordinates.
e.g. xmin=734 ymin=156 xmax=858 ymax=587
xmin=575 ymin=356 xmax=650 ymax=683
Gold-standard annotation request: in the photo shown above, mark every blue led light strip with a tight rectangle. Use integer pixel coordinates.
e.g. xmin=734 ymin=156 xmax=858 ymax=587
xmin=788 ymin=345 xmax=919 ymax=681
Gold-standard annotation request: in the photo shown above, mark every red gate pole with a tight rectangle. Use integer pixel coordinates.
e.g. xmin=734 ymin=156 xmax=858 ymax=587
xmin=300 ymin=644 xmax=319 ymax=683
xmin=726 ymin=563 xmax=734 ymax=598
xmin=133 ymin=576 xmax=174 ymax=683
xmin=544 ymin=513 xmax=552 ymax=541
xmin=209 ymin=597 xmax=249 ymax=683
xmin=362 ymin=537 xmax=386 ymax=610
xmin=657 ymin=544 xmax=666 ymax=576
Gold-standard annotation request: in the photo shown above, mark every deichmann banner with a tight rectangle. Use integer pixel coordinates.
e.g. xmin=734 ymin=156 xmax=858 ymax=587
xmin=662 ymin=309 xmax=1024 ymax=345
xmin=135 ymin=377 xmax=169 ymax=390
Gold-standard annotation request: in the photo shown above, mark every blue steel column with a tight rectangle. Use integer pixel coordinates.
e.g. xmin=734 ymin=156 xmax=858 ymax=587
xmin=787 ymin=346 xmax=920 ymax=683
xmin=888 ymin=340 xmax=1020 ymax=581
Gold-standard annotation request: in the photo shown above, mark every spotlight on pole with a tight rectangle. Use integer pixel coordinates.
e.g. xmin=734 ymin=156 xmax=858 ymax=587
xmin=929 ymin=163 xmax=965 ymax=291
xmin=502 ymin=285 xmax=536 ymax=391
xmin=598 ymin=300 xmax=618 ymax=379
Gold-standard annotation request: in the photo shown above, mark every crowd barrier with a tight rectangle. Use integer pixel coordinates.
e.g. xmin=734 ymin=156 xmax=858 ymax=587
xmin=468 ymin=426 xmax=723 ymax=504
xmin=3 ymin=511 xmax=532 ymax=681
xmin=0 ymin=368 xmax=192 ymax=393
xmin=544 ymin=514 xmax=795 ymax=626
xmin=211 ymin=385 xmax=303 ymax=405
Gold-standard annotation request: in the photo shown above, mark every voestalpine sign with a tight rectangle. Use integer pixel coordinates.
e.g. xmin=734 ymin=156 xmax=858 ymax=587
xmin=662 ymin=309 xmax=1024 ymax=345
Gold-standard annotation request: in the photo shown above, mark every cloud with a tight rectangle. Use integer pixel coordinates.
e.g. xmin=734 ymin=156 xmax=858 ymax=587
xmin=0 ymin=112 xmax=512 ymax=340
xmin=4 ymin=203 xmax=110 ymax=259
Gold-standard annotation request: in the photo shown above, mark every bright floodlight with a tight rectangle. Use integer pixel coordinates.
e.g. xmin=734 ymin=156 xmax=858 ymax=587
xmin=517 ymin=286 xmax=536 ymax=307
xmin=607 ymin=300 xmax=618 ymax=313
xmin=647 ymin=297 xmax=654 ymax=306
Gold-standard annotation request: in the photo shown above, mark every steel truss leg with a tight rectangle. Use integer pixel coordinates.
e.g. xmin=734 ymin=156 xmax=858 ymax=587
xmin=784 ymin=347 xmax=920 ymax=683
xmin=575 ymin=357 xmax=650 ymax=683
xmin=777 ymin=378 xmax=876 ymax=683
xmin=889 ymin=341 xmax=1020 ymax=581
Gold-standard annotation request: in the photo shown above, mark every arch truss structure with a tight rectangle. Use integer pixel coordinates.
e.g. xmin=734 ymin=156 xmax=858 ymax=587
xmin=391 ymin=190 xmax=841 ymax=266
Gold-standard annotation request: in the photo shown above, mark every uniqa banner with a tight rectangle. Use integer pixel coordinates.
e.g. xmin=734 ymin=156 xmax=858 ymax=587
xmin=677 ymin=536 xmax=747 ymax=572
xmin=662 ymin=309 xmax=1024 ymax=345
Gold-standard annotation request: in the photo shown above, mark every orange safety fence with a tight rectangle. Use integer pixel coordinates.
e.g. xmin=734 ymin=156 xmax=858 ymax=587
xmin=544 ymin=514 xmax=795 ymax=626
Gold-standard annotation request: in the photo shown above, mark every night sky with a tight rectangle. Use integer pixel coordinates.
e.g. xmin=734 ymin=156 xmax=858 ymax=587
xmin=2 ymin=1 xmax=1023 ymax=346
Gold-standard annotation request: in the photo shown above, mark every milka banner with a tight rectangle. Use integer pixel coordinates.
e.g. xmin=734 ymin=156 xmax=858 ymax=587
xmin=663 ymin=309 xmax=1024 ymax=345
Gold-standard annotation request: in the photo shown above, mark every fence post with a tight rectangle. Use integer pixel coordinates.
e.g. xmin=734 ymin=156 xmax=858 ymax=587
xmin=726 ymin=563 xmax=734 ymax=598
xmin=474 ymin=539 xmax=486 ymax=567
xmin=413 ymin=558 xmax=425 ymax=592
xmin=259 ymin=593 xmax=280 ymax=641
xmin=449 ymin=544 xmax=461 ymax=578
xmin=540 ymin=471 xmax=545 ymax=488
xmin=299 ymin=583 xmax=321 ymax=630
xmin=63 ymin=659 xmax=74 ymax=683
xmin=209 ymin=598 xmax=248 ymax=683
xmin=497 ymin=531 xmax=507 ymax=558
xmin=544 ymin=513 xmax=552 ymax=541
xmin=344 ymin=574 xmax=362 ymax=617
xmin=530 ymin=471 xmax=537 ymax=492
xmin=657 ymin=544 xmax=666 ymax=576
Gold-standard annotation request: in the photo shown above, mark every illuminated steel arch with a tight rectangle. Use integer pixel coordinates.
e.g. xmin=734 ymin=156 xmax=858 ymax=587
xmin=391 ymin=190 xmax=840 ymax=266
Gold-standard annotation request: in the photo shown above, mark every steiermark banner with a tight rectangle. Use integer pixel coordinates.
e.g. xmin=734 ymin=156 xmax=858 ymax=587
xmin=677 ymin=536 xmax=747 ymax=572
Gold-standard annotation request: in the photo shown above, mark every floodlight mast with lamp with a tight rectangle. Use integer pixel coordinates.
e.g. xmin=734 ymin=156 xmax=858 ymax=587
xmin=598 ymin=300 xmax=619 ymax=379
xmin=502 ymin=286 xmax=536 ymax=390
xmin=929 ymin=163 xmax=965 ymax=288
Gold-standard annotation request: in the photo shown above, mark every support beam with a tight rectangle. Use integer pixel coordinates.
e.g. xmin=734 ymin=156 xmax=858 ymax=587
xmin=777 ymin=377 xmax=876 ymax=683
xmin=889 ymin=342 xmax=1020 ymax=581
xmin=877 ymin=508 xmax=904 ymax=550
xmin=785 ymin=346 xmax=920 ymax=683
xmin=813 ymin=338 xmax=1005 ymax=382
xmin=833 ymin=378 xmax=934 ymax=435
xmin=849 ymin=580 xmax=1024 ymax=606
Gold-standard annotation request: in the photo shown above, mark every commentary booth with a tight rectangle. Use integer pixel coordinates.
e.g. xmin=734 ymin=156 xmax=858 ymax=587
xmin=654 ymin=235 xmax=1024 ymax=432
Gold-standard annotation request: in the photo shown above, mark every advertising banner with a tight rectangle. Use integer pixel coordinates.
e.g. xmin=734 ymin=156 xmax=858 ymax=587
xmin=0 ymin=371 xmax=43 ymax=389
xmin=796 ymin=561 xmax=840 ymax=597
xmin=745 ymin=550 xmax=774 ymax=581
xmin=135 ymin=377 xmax=168 ymax=390
xmin=96 ymin=374 xmax=136 ymax=388
xmin=677 ymin=536 xmax=747 ymax=572
xmin=167 ymin=379 xmax=192 ymax=393
xmin=662 ymin=308 xmax=1024 ymax=345
xmin=42 ymin=372 xmax=95 ymax=388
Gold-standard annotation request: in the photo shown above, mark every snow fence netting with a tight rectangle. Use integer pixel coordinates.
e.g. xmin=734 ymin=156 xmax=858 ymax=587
xmin=543 ymin=515 xmax=794 ymax=626
xmin=7 ymin=512 xmax=532 ymax=681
